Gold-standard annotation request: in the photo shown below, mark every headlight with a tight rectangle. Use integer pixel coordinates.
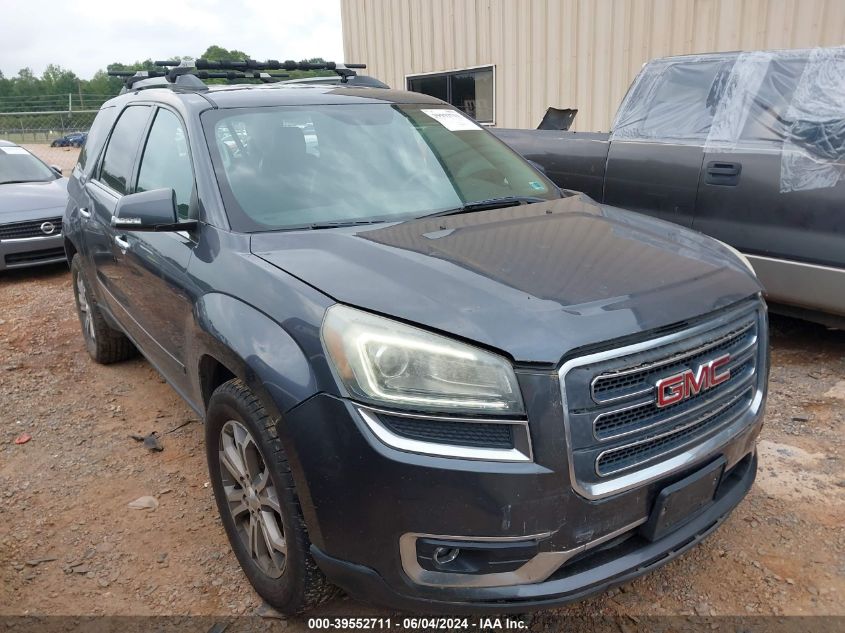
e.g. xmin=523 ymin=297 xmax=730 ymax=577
xmin=321 ymin=305 xmax=524 ymax=415
xmin=718 ymin=240 xmax=757 ymax=277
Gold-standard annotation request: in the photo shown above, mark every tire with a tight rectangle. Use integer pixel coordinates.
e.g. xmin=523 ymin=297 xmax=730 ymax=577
xmin=70 ymin=254 xmax=136 ymax=364
xmin=206 ymin=379 xmax=337 ymax=614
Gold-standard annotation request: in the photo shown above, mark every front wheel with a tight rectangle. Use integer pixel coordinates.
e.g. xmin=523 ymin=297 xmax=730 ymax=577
xmin=206 ymin=379 xmax=337 ymax=614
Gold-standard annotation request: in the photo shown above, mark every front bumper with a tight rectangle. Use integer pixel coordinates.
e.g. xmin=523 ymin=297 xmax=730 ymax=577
xmin=281 ymin=382 xmax=763 ymax=612
xmin=0 ymin=233 xmax=66 ymax=271
xmin=312 ymin=450 xmax=757 ymax=613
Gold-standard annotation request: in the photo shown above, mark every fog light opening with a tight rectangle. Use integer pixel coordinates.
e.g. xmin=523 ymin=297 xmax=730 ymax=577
xmin=432 ymin=546 xmax=461 ymax=567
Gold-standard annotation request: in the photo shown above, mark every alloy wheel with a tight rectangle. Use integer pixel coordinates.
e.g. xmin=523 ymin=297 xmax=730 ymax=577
xmin=218 ymin=420 xmax=287 ymax=578
xmin=76 ymin=273 xmax=96 ymax=342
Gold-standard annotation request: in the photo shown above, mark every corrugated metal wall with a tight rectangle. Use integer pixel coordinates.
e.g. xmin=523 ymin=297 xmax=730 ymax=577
xmin=340 ymin=0 xmax=845 ymax=131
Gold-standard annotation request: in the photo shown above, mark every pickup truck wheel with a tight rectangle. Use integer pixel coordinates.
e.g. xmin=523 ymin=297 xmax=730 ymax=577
xmin=206 ymin=379 xmax=337 ymax=614
xmin=70 ymin=254 xmax=136 ymax=364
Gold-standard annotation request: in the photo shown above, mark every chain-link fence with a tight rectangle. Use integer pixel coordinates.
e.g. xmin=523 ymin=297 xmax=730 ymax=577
xmin=0 ymin=93 xmax=112 ymax=144
xmin=0 ymin=95 xmax=109 ymax=174
xmin=0 ymin=109 xmax=99 ymax=144
xmin=23 ymin=143 xmax=81 ymax=176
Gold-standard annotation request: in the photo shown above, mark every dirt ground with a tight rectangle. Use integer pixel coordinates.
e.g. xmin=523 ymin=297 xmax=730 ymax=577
xmin=0 ymin=262 xmax=842 ymax=629
xmin=20 ymin=144 xmax=80 ymax=176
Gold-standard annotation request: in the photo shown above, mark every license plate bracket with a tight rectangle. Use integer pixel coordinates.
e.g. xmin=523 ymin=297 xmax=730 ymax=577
xmin=640 ymin=457 xmax=725 ymax=542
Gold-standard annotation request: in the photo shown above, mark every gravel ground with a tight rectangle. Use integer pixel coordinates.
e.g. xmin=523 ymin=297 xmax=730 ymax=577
xmin=1 ymin=265 xmax=843 ymax=629
xmin=21 ymin=144 xmax=80 ymax=176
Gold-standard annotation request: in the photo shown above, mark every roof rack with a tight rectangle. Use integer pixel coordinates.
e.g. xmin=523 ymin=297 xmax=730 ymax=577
xmin=108 ymin=58 xmax=367 ymax=92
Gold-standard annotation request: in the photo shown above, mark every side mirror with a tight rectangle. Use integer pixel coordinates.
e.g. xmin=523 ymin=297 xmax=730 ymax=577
xmin=50 ymin=165 xmax=63 ymax=177
xmin=111 ymin=188 xmax=196 ymax=232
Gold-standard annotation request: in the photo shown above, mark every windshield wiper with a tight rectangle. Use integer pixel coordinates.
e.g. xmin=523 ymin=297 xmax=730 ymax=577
xmin=307 ymin=219 xmax=387 ymax=230
xmin=425 ymin=196 xmax=548 ymax=218
xmin=0 ymin=179 xmax=40 ymax=185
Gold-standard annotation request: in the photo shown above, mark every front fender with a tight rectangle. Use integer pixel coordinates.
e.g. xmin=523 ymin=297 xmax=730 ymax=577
xmin=192 ymin=293 xmax=320 ymax=418
xmin=192 ymin=292 xmax=329 ymax=544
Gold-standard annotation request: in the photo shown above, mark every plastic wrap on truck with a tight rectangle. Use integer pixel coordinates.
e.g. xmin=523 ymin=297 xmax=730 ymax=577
xmin=612 ymin=46 xmax=845 ymax=194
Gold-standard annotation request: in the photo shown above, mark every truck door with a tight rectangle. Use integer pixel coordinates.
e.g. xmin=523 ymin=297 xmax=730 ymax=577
xmin=693 ymin=50 xmax=845 ymax=317
xmin=603 ymin=57 xmax=733 ymax=227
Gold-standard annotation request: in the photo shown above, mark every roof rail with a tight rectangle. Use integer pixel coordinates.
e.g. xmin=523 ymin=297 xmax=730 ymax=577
xmin=109 ymin=58 xmax=366 ymax=93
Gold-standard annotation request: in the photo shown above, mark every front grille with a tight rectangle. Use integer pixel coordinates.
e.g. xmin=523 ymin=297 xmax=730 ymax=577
xmin=596 ymin=387 xmax=753 ymax=476
xmin=378 ymin=413 xmax=514 ymax=449
xmin=5 ymin=247 xmax=66 ymax=265
xmin=593 ymin=357 xmax=755 ymax=440
xmin=561 ymin=299 xmax=764 ymax=496
xmin=0 ymin=217 xmax=62 ymax=240
xmin=591 ymin=321 xmax=756 ymax=404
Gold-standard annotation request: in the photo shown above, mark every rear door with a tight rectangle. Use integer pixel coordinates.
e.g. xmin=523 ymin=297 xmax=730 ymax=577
xmin=603 ymin=57 xmax=733 ymax=227
xmin=83 ymin=104 xmax=153 ymax=314
xmin=693 ymin=51 xmax=845 ymax=316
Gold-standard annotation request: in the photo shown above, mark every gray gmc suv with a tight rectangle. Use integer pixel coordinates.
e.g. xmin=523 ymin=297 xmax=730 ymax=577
xmin=63 ymin=59 xmax=769 ymax=614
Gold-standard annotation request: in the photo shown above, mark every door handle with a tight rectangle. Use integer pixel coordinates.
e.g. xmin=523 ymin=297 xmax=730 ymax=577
xmin=705 ymin=161 xmax=742 ymax=186
xmin=78 ymin=207 xmax=91 ymax=219
xmin=114 ymin=235 xmax=130 ymax=251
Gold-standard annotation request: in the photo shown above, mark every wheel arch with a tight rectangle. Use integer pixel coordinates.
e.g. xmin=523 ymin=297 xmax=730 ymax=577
xmin=192 ymin=292 xmax=325 ymax=540
xmin=191 ymin=292 xmax=322 ymax=420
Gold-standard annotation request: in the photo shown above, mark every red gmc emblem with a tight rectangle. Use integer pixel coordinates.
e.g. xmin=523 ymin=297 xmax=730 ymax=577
xmin=655 ymin=354 xmax=731 ymax=408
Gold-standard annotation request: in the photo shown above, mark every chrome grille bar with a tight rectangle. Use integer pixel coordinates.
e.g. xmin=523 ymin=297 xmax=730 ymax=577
xmin=591 ymin=316 xmax=757 ymax=405
xmin=593 ymin=360 xmax=757 ymax=443
xmin=595 ymin=387 xmax=754 ymax=477
xmin=559 ymin=298 xmax=766 ymax=500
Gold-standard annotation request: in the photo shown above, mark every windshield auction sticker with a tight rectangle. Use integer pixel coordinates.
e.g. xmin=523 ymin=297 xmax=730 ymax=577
xmin=421 ymin=108 xmax=482 ymax=131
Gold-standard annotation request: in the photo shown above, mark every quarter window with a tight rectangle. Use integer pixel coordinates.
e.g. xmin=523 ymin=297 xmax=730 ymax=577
xmin=78 ymin=106 xmax=117 ymax=176
xmin=137 ymin=109 xmax=195 ymax=219
xmin=407 ymin=67 xmax=494 ymax=124
xmin=98 ymin=105 xmax=151 ymax=194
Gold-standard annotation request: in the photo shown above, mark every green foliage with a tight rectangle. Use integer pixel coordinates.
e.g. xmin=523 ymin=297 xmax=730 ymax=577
xmin=200 ymin=45 xmax=250 ymax=61
xmin=0 ymin=45 xmax=342 ymax=109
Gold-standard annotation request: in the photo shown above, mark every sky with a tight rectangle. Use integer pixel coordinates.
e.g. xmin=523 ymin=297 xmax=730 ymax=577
xmin=0 ymin=0 xmax=345 ymax=79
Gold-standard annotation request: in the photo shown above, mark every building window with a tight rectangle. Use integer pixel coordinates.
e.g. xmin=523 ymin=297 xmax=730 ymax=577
xmin=407 ymin=66 xmax=494 ymax=124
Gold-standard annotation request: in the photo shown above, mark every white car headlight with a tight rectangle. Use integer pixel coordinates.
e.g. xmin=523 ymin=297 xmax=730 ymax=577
xmin=321 ymin=305 xmax=524 ymax=415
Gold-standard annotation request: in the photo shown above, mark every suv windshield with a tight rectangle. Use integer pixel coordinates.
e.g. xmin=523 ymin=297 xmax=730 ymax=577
xmin=0 ymin=146 xmax=58 ymax=185
xmin=203 ymin=104 xmax=558 ymax=231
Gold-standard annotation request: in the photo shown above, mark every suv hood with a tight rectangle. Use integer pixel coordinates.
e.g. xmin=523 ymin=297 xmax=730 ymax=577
xmin=252 ymin=195 xmax=761 ymax=364
xmin=0 ymin=178 xmax=68 ymax=218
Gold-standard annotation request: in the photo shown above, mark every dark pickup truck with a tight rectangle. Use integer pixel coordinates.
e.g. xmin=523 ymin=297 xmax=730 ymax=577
xmin=496 ymin=46 xmax=845 ymax=327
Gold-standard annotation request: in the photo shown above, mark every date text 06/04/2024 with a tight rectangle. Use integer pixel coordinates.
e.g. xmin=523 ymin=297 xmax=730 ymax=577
xmin=306 ymin=617 xmax=529 ymax=630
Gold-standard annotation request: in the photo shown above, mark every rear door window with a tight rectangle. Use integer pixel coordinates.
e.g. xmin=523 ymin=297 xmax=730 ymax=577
xmin=98 ymin=105 xmax=151 ymax=194
xmin=740 ymin=59 xmax=807 ymax=143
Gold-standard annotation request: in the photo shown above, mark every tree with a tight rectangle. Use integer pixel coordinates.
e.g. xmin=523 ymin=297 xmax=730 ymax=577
xmin=201 ymin=45 xmax=250 ymax=61
xmin=0 ymin=45 xmax=345 ymax=112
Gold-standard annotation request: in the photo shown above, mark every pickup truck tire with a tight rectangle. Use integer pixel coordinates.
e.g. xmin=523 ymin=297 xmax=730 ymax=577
xmin=205 ymin=379 xmax=337 ymax=614
xmin=70 ymin=254 xmax=136 ymax=364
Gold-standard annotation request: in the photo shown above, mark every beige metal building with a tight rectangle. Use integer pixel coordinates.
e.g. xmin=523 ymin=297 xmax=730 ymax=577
xmin=340 ymin=0 xmax=845 ymax=131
